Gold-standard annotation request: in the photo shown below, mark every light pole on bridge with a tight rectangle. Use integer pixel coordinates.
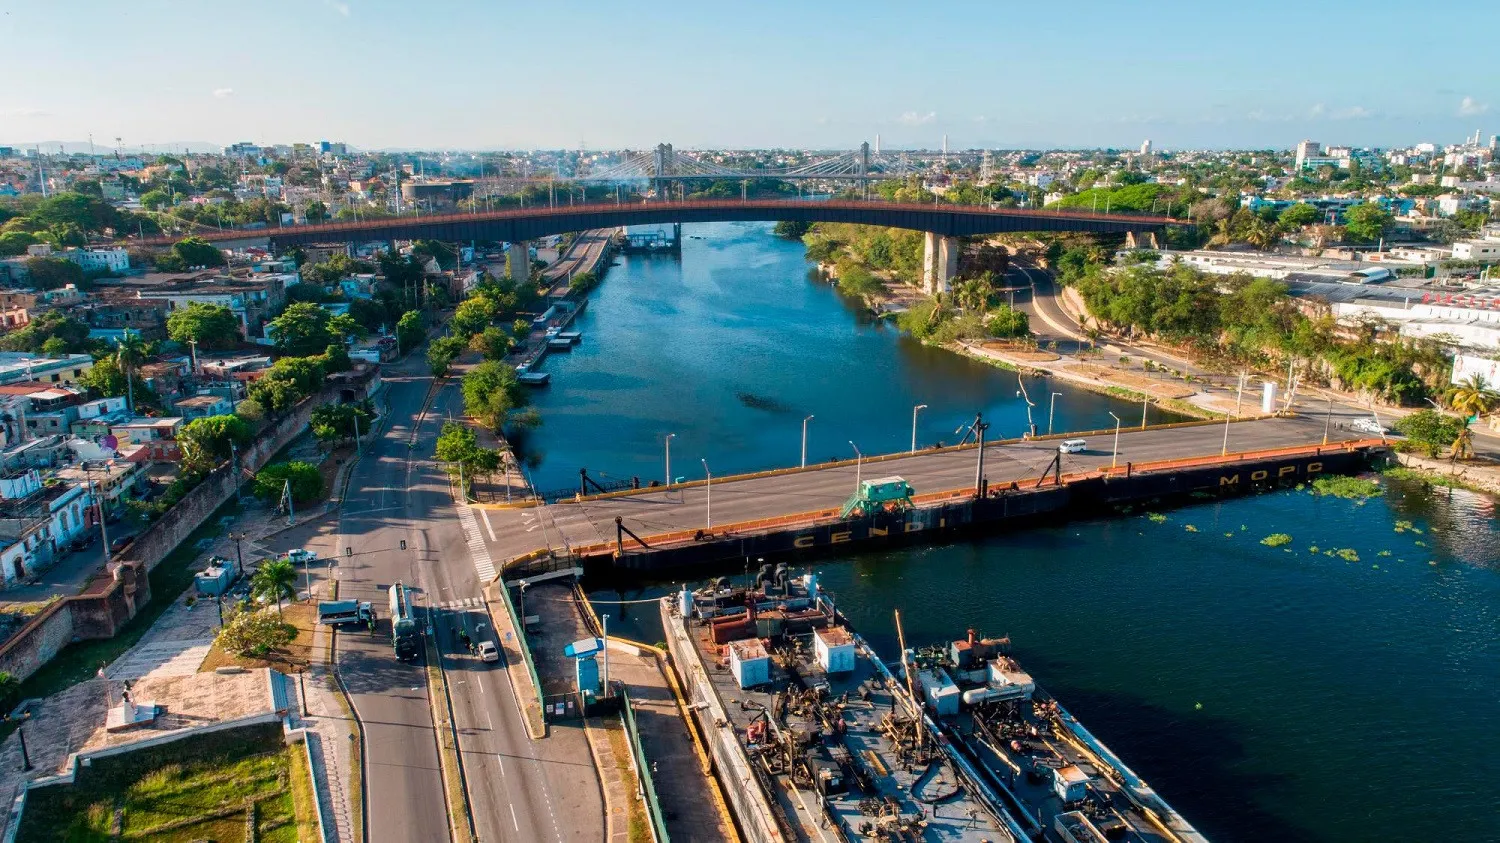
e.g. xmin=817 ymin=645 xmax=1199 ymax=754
xmin=801 ymin=415 xmax=813 ymax=469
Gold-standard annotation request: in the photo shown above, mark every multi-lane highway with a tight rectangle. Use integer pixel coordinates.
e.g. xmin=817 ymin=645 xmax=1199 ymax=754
xmin=333 ymin=349 xmax=603 ymax=842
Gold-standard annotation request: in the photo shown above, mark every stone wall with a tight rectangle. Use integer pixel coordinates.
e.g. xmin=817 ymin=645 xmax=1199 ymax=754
xmin=0 ymin=371 xmax=377 ymax=683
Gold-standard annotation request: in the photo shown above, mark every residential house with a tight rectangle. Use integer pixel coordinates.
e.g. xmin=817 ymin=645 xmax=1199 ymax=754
xmin=172 ymin=393 xmax=232 ymax=420
xmin=0 ymin=352 xmax=93 ymax=387
xmin=0 ymin=469 xmax=94 ymax=585
xmin=62 ymin=248 xmax=129 ymax=274
xmin=55 ymin=458 xmax=145 ymax=519
xmin=109 ymin=417 xmax=184 ymax=462
xmin=99 ymin=272 xmax=289 ymax=338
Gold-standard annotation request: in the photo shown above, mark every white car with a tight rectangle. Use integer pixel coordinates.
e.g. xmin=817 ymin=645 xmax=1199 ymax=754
xmin=477 ymin=641 xmax=500 ymax=663
xmin=284 ymin=549 xmax=318 ymax=566
xmin=1350 ymin=418 xmax=1387 ymax=435
xmin=1058 ymin=438 xmax=1087 ymax=454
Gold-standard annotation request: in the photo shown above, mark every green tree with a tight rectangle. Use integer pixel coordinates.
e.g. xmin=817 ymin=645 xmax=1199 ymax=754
xmin=427 ymin=334 xmax=466 ymax=377
xmin=326 ymin=312 xmax=367 ymax=343
xmin=1278 ymin=203 xmax=1320 ymax=230
xmin=310 ymin=401 xmax=375 ymax=447
xmin=0 ymin=231 xmax=39 ymax=256
xmin=139 ymin=189 xmax=170 ymax=211
xmin=434 ymin=421 xmax=502 ymax=492
xmin=1392 ymin=409 xmax=1466 ymax=458
xmin=251 ymin=558 xmax=299 ymax=617
xmin=171 ymin=236 xmax=227 ymax=268
xmin=80 ymin=356 xmax=157 ymax=408
xmin=469 ymin=326 xmax=513 ymax=360
xmin=215 ymin=607 xmax=296 ymax=656
xmin=1343 ymin=203 xmax=1393 ymax=243
xmin=166 ymin=302 xmax=242 ymax=350
xmin=396 ymin=310 xmax=426 ymax=353
xmin=986 ymin=306 xmax=1030 ymax=338
xmin=25 ymin=257 xmax=84 ymax=290
xmin=461 ymin=360 xmax=530 ymax=431
xmin=178 ymin=414 xmax=253 ymax=471
xmin=451 ymin=295 xmax=498 ymax=337
xmin=254 ymin=460 xmax=324 ymax=506
xmin=268 ymin=302 xmax=333 ymax=356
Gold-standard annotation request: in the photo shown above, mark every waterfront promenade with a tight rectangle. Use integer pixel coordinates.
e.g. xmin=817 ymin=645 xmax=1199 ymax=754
xmin=474 ymin=411 xmax=1378 ymax=568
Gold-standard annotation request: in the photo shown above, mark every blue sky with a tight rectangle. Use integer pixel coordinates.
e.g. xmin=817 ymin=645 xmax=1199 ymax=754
xmin=1 ymin=0 xmax=1495 ymax=151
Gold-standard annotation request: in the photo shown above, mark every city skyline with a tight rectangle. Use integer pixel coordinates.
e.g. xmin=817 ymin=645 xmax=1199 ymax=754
xmin=1 ymin=0 xmax=1496 ymax=151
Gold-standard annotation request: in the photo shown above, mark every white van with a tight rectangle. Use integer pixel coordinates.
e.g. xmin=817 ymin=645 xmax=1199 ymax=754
xmin=1058 ymin=439 xmax=1087 ymax=454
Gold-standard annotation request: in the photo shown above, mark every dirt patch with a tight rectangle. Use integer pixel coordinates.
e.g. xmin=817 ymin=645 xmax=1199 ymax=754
xmin=1070 ymin=364 xmax=1197 ymax=399
xmin=316 ymin=444 xmax=355 ymax=501
xmin=981 ymin=343 xmax=1060 ymax=362
xmin=198 ymin=602 xmax=316 ymax=674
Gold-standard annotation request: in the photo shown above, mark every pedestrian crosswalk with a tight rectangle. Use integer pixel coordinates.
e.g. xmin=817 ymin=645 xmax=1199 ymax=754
xmin=457 ymin=504 xmax=497 ymax=581
xmin=434 ymin=597 xmax=486 ymax=610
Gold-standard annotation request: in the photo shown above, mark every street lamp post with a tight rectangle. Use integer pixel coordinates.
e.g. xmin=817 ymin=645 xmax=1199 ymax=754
xmin=1108 ymin=412 xmax=1122 ymax=469
xmin=801 ymin=415 xmax=813 ymax=469
xmin=1141 ymin=394 xmax=1150 ymax=429
xmin=849 ymin=441 xmax=863 ymax=491
xmin=1222 ymin=373 xmax=1246 ymax=457
xmin=664 ymin=433 xmax=676 ymax=488
xmin=911 ymin=404 xmax=928 ymax=454
xmin=701 ymin=459 xmax=712 ymax=529
xmin=1048 ymin=392 xmax=1062 ymax=436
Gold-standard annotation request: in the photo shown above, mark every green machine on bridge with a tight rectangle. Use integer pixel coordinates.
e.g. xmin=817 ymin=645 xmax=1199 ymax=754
xmin=840 ymin=476 xmax=914 ymax=518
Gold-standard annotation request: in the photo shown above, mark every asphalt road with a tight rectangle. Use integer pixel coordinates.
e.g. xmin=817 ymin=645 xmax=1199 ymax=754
xmin=482 ymin=413 xmax=1376 ymax=560
xmin=332 ymin=363 xmax=449 ymax=843
xmin=420 ymin=381 xmax=605 ymax=843
xmin=318 ymin=349 xmax=603 ymax=843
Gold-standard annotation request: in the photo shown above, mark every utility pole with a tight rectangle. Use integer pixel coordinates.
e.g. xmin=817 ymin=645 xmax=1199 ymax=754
xmin=970 ymin=413 xmax=989 ymax=497
xmin=284 ymin=478 xmax=295 ymax=527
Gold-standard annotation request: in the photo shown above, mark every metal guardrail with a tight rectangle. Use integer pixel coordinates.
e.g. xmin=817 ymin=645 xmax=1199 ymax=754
xmin=495 ymin=581 xmax=546 ymax=721
xmin=620 ymin=689 xmax=671 ymax=843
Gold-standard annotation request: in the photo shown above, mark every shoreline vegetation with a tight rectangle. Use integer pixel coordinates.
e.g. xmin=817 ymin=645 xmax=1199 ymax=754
xmin=777 ymin=220 xmax=1500 ymax=476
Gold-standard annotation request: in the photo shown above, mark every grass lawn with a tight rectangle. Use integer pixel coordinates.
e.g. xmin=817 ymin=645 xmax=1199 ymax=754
xmin=198 ymin=601 xmax=317 ymax=674
xmin=17 ymin=722 xmax=315 ymax=842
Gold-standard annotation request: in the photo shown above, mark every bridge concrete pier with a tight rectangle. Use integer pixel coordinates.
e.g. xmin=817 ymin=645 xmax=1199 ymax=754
xmin=508 ymin=240 xmax=531 ymax=285
xmin=922 ymin=232 xmax=958 ymax=295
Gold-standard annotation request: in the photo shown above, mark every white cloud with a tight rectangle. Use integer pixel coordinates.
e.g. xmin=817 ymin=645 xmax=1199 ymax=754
xmin=1458 ymin=96 xmax=1489 ymax=116
xmin=897 ymin=111 xmax=936 ymax=126
xmin=1308 ymin=103 xmax=1326 ymax=118
xmin=1330 ymin=105 xmax=1374 ymax=120
xmin=213 ymin=88 xmax=235 ymax=99
xmin=0 ymin=108 xmax=50 ymax=119
xmin=325 ymin=0 xmax=351 ymax=16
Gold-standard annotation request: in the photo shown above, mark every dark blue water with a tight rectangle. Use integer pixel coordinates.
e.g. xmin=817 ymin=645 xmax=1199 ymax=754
xmin=591 ymin=477 xmax=1500 ymax=842
xmin=519 ymin=221 xmax=1171 ymax=492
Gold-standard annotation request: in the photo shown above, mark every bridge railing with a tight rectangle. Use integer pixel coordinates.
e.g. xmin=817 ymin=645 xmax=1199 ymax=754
xmin=124 ymin=196 xmax=1182 ymax=246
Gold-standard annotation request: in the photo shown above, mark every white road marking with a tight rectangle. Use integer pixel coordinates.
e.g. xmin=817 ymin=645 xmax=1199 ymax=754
xmin=457 ymin=505 xmax=497 ymax=581
xmin=510 ymin=804 xmax=520 ymax=832
xmin=481 ymin=507 xmax=497 ymax=542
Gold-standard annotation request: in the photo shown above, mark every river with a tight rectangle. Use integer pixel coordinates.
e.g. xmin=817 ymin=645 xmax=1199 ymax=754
xmin=518 ymin=220 xmax=1176 ymax=494
xmin=530 ymin=222 xmax=1500 ymax=841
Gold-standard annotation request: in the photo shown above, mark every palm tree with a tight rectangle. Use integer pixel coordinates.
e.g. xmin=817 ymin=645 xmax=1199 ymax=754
xmin=1449 ymin=374 xmax=1498 ymax=420
xmin=1445 ymin=375 xmax=1497 ymax=463
xmin=252 ymin=558 xmax=298 ymax=617
xmin=115 ymin=329 xmax=146 ymax=414
xmin=1450 ymin=426 xmax=1475 ymax=461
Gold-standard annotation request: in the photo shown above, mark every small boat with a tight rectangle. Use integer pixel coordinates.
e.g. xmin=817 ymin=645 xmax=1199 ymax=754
xmin=517 ymin=371 xmax=551 ymax=386
xmin=557 ymin=330 xmax=581 ymax=343
xmin=546 ymin=338 xmax=573 ymax=351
